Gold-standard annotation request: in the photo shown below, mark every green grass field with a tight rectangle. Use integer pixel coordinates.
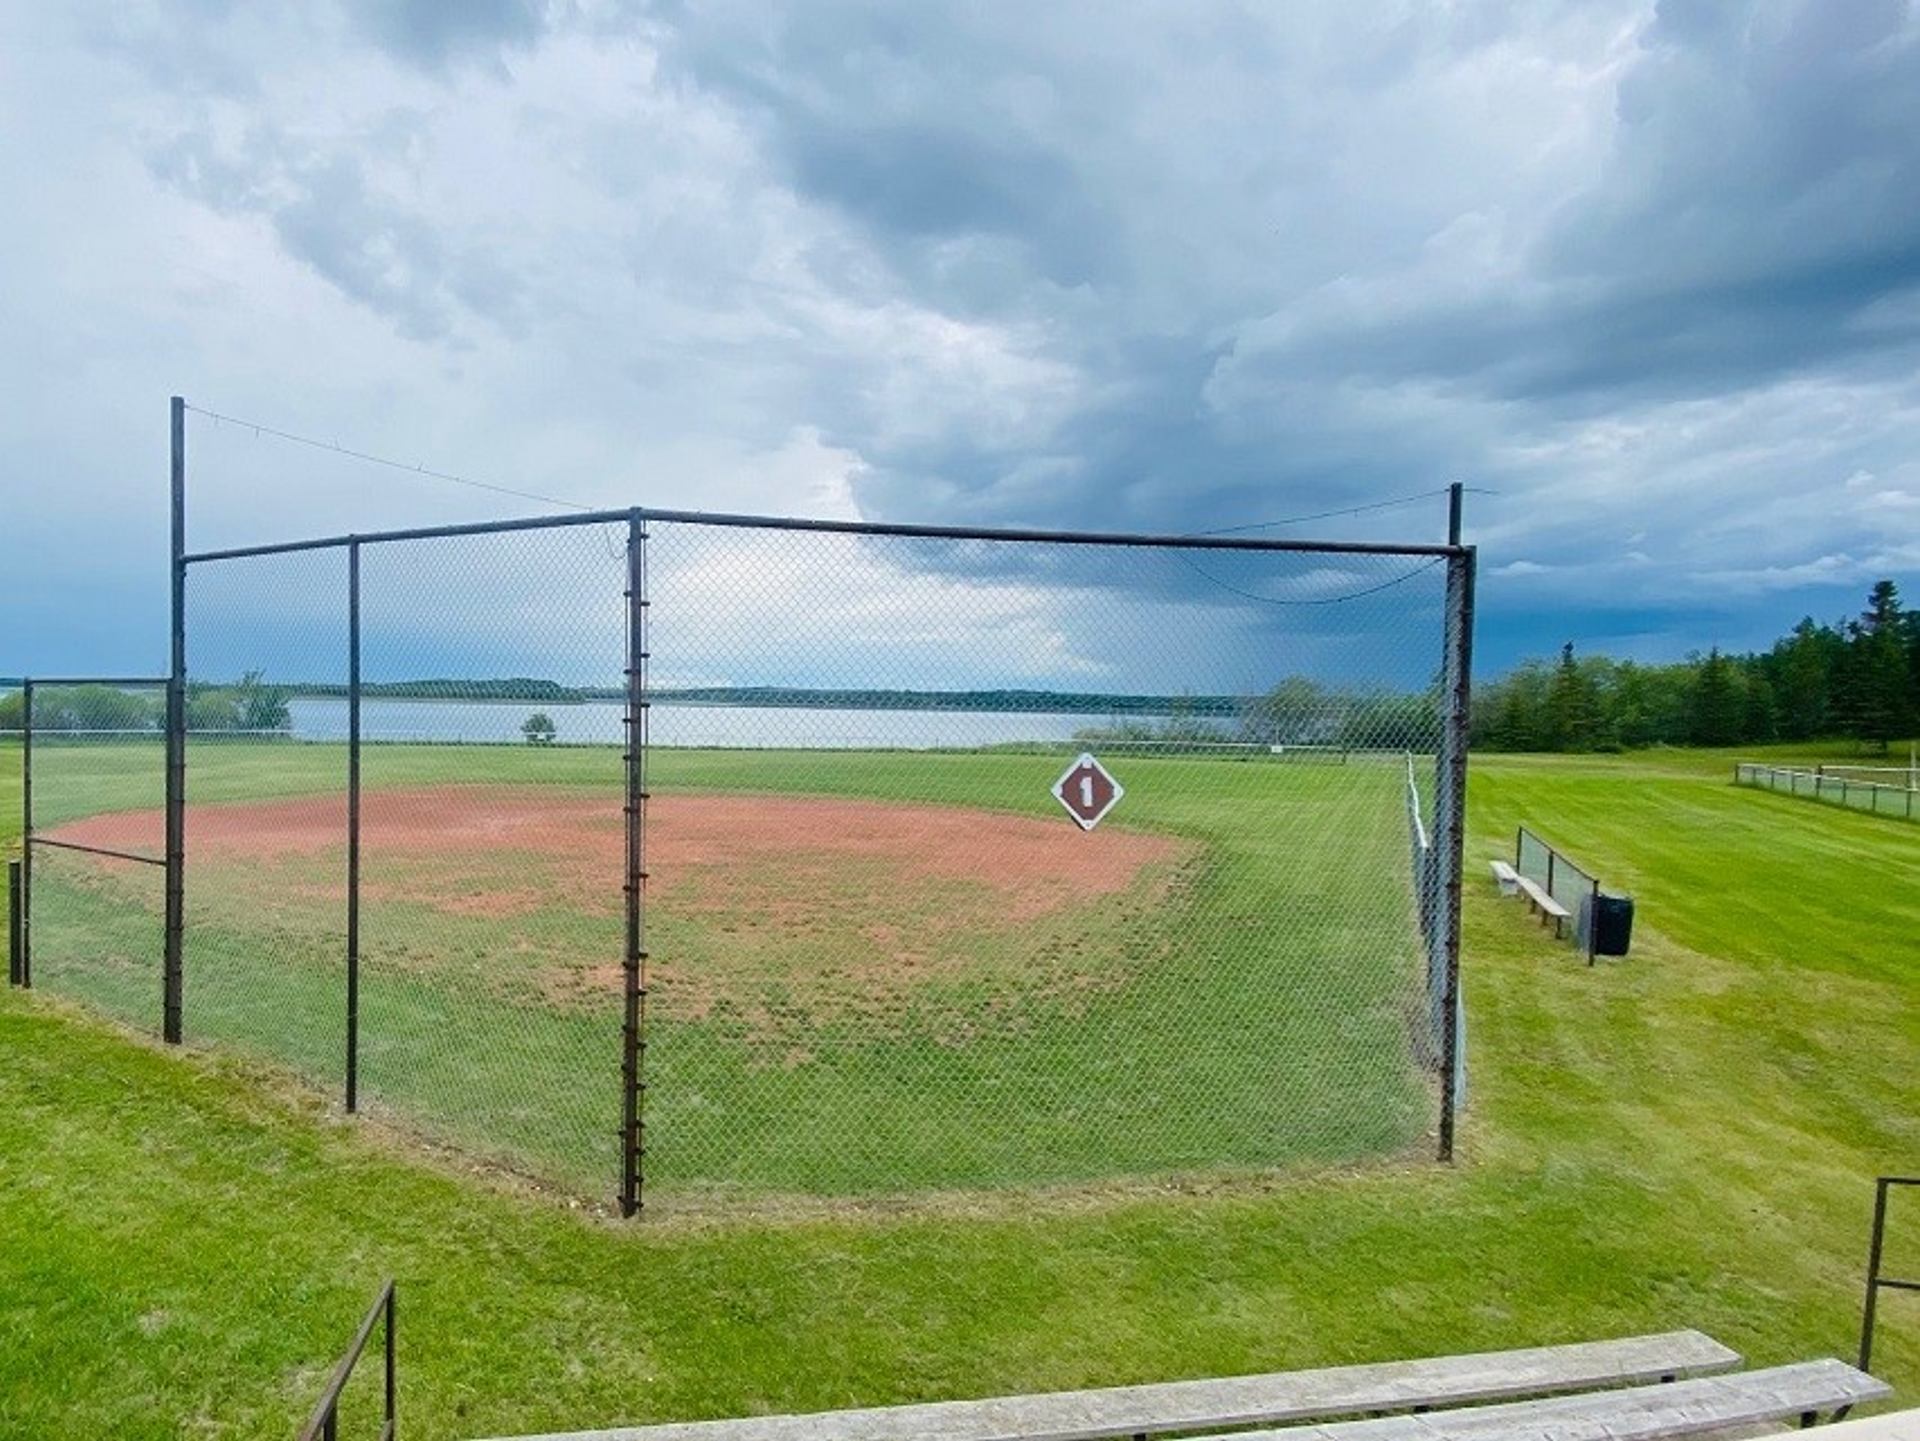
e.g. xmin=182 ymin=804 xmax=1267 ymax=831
xmin=3 ymin=741 xmax=1919 ymax=1439
xmin=17 ymin=740 xmax=1438 ymax=1201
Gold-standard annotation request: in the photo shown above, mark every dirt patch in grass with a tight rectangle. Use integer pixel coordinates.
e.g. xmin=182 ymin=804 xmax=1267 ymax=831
xmin=47 ymin=787 xmax=1196 ymax=1037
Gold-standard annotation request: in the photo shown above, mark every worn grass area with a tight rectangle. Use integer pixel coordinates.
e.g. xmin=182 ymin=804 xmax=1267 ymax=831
xmin=3 ymin=742 xmax=1919 ymax=1440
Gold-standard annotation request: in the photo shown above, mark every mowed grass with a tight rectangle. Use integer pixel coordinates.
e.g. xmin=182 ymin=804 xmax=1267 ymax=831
xmin=2 ymin=741 xmax=1919 ymax=1440
xmin=19 ymin=741 xmax=1436 ymax=1199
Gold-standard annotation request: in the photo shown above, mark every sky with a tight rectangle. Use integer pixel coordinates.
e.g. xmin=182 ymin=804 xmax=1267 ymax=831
xmin=3 ymin=0 xmax=1919 ymax=689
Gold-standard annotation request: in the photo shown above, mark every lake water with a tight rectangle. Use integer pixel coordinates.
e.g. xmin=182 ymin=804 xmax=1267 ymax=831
xmin=286 ymin=696 xmax=1120 ymax=749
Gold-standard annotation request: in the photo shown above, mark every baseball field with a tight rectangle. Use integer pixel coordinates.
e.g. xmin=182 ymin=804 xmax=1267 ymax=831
xmin=2 ymin=740 xmax=1917 ymax=1440
xmin=20 ymin=738 xmax=1439 ymax=1200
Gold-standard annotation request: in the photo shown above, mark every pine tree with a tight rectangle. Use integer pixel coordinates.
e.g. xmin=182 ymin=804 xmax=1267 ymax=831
xmin=1851 ymin=581 xmax=1913 ymax=748
xmin=1690 ymin=647 xmax=1743 ymax=746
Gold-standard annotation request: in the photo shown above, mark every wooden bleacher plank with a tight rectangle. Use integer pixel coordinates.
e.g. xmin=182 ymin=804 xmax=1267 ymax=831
xmin=1196 ymin=1359 xmax=1888 ymax=1441
xmin=484 ymin=1332 xmax=1742 ymax=1441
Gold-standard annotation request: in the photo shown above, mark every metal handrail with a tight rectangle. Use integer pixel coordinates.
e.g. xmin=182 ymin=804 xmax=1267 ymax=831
xmin=1861 ymin=1176 xmax=1920 ymax=1373
xmin=297 ymin=1280 xmax=395 ymax=1441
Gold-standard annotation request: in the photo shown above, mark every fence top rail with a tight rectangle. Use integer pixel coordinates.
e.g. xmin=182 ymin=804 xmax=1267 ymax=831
xmin=9 ymin=676 xmax=170 ymax=688
xmin=182 ymin=503 xmax=1472 ymax=565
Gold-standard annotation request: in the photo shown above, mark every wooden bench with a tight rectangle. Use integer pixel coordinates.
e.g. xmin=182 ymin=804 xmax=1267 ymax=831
xmin=1809 ymin=1409 xmax=1920 ymax=1441
xmin=1488 ymin=860 xmax=1520 ymax=896
xmin=1201 ymin=1358 xmax=1888 ymax=1441
xmin=1514 ymin=875 xmax=1571 ymax=937
xmin=484 ymin=1331 xmax=1743 ymax=1441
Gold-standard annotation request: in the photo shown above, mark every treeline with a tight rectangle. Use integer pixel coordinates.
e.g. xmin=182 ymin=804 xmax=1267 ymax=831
xmin=0 ymin=674 xmax=291 ymax=734
xmin=1077 ymin=678 xmax=1439 ymax=751
xmin=1474 ymin=580 xmax=1919 ymax=751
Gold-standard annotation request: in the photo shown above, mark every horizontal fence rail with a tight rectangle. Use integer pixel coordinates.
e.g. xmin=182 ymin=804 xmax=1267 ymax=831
xmin=1736 ymin=762 xmax=1920 ymax=823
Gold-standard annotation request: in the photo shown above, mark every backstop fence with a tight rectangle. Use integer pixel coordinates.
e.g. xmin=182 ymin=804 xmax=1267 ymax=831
xmin=5 ymin=398 xmax=1476 ymax=1213
xmin=1736 ymin=762 xmax=1920 ymax=824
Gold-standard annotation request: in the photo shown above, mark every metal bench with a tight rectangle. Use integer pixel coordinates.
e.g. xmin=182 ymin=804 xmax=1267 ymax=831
xmin=481 ymin=1331 xmax=1743 ymax=1441
xmin=1488 ymin=860 xmax=1520 ymax=896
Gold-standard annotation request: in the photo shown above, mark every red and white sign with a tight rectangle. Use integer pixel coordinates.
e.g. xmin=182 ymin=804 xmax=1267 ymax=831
xmin=1053 ymin=752 xmax=1124 ymax=831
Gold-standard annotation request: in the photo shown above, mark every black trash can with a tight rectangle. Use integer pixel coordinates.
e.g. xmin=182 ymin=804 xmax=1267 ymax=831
xmin=1591 ymin=893 xmax=1634 ymax=957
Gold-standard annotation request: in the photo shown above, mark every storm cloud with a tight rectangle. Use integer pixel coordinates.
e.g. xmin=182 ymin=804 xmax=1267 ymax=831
xmin=2 ymin=0 xmax=1917 ymax=675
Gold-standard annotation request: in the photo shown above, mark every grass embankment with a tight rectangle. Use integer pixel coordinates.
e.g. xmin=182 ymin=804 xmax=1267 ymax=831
xmin=1 ymin=741 xmax=1917 ymax=1439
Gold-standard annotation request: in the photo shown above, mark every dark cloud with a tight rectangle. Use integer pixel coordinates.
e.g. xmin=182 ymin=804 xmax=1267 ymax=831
xmin=9 ymin=1 xmax=1920 ymax=678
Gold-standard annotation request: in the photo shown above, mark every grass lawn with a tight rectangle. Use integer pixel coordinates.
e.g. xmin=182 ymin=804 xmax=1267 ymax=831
xmin=19 ymin=740 xmax=1439 ymax=1199
xmin=2 ymin=740 xmax=1918 ymax=1439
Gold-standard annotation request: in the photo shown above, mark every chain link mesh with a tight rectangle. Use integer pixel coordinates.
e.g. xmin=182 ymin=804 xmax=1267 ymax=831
xmin=18 ymin=473 xmax=1466 ymax=1206
xmin=643 ymin=521 xmax=1451 ymax=1198
xmin=18 ymin=682 xmax=169 ymax=1029
xmin=183 ymin=550 xmax=349 ymax=1087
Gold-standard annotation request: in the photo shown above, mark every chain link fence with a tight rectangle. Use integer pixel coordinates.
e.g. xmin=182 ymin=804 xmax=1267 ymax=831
xmin=9 ymin=680 xmax=170 ymax=1025
xmin=7 ymin=404 xmax=1475 ymax=1211
xmin=1736 ymin=762 xmax=1920 ymax=823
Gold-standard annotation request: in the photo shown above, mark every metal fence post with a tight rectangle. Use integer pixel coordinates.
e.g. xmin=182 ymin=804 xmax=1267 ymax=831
xmin=346 ymin=539 xmax=362 ymax=1112
xmin=1435 ymin=545 xmax=1475 ymax=1161
xmin=163 ymin=396 xmax=186 ymax=1044
xmin=7 ymin=859 xmax=21 ymax=987
xmin=620 ymin=511 xmax=649 ymax=1216
xmin=1861 ymin=1177 xmax=1890 ymax=1372
xmin=20 ymin=678 xmax=31 ymax=989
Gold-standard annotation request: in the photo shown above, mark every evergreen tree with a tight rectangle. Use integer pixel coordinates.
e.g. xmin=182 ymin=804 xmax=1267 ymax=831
xmin=1545 ymin=642 xmax=1600 ymax=751
xmin=1689 ymin=647 xmax=1744 ymax=746
xmin=1850 ymin=581 xmax=1913 ymax=748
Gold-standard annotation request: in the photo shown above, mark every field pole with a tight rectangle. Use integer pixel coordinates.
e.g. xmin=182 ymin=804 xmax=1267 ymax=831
xmin=19 ymin=678 xmax=31 ymax=989
xmin=7 ymin=859 xmax=20 ymax=987
xmin=345 ymin=539 xmax=362 ymax=1112
xmin=163 ymin=397 xmax=186 ymax=1044
xmin=620 ymin=511 xmax=649 ymax=1216
xmin=1435 ymin=545 xmax=1476 ymax=1161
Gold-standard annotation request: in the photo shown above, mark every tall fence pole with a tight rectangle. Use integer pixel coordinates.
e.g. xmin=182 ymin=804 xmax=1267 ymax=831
xmin=8 ymin=860 xmax=21 ymax=987
xmin=163 ymin=396 xmax=186 ymax=1044
xmin=346 ymin=539 xmax=362 ymax=1112
xmin=1435 ymin=545 xmax=1476 ymax=1161
xmin=19 ymin=678 xmax=33 ymax=990
xmin=620 ymin=511 xmax=649 ymax=1216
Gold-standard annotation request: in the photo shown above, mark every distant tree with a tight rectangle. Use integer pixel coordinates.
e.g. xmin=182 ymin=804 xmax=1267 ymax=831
xmin=1241 ymin=675 xmax=1332 ymax=745
xmin=232 ymin=671 xmax=291 ymax=731
xmin=1545 ymin=642 xmax=1601 ymax=751
xmin=26 ymin=684 xmax=161 ymax=732
xmin=1689 ymin=648 xmax=1744 ymax=746
xmin=1848 ymin=581 xmax=1914 ymax=748
xmin=522 ymin=712 xmax=557 ymax=745
xmin=1769 ymin=618 xmax=1839 ymax=739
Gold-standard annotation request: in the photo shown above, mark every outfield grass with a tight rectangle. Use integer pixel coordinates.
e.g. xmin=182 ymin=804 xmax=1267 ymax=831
xmin=2 ymin=742 xmax=1918 ymax=1440
xmin=18 ymin=740 xmax=1437 ymax=1199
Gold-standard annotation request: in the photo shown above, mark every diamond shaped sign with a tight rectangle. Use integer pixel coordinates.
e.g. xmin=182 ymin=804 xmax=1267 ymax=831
xmin=1052 ymin=752 xmax=1123 ymax=831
